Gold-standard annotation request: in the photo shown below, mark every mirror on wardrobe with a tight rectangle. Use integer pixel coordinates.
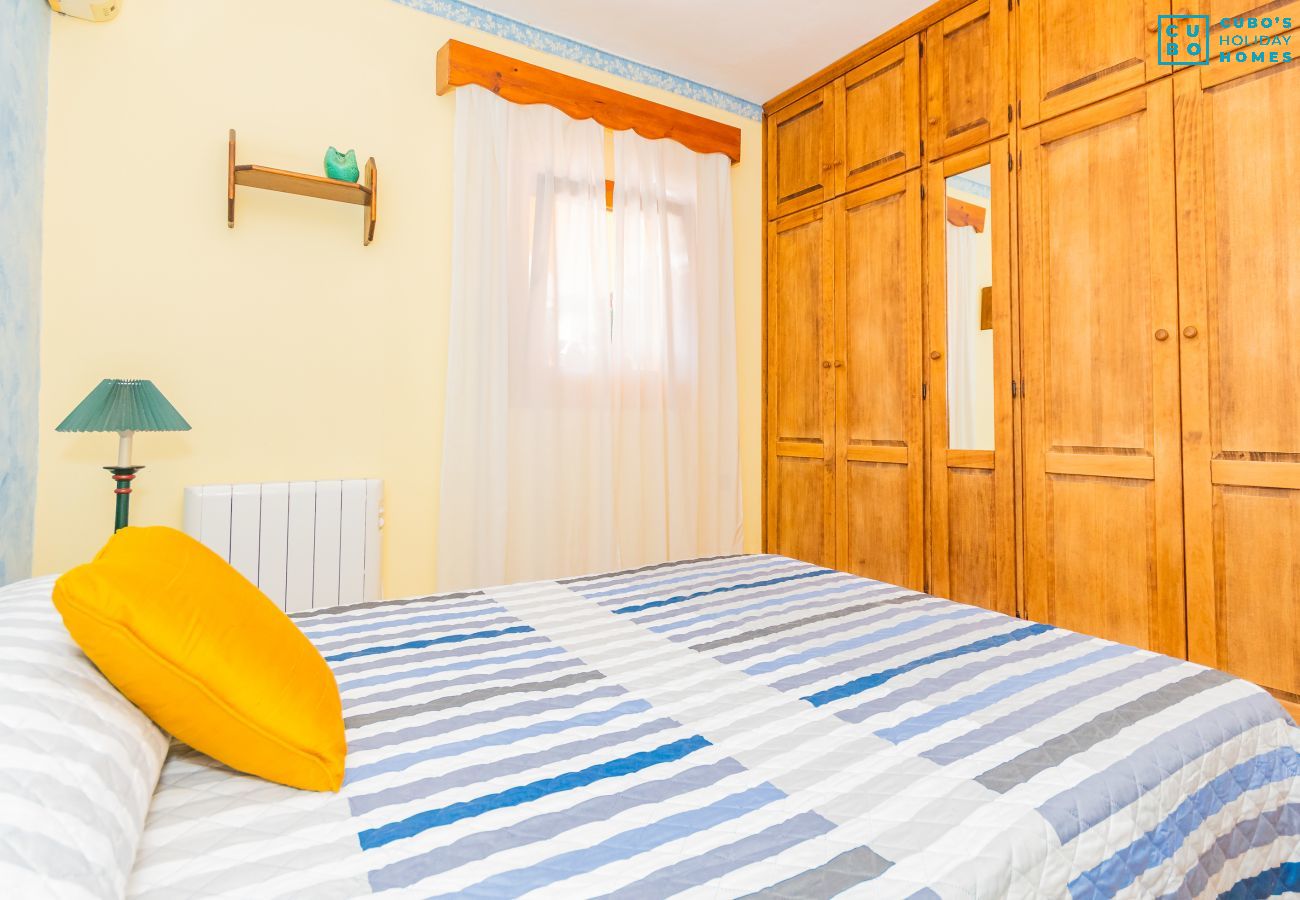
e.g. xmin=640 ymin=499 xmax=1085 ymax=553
xmin=944 ymin=165 xmax=994 ymax=451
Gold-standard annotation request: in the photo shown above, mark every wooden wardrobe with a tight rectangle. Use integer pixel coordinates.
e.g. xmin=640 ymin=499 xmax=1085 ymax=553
xmin=763 ymin=0 xmax=1300 ymax=716
xmin=765 ymin=39 xmax=926 ymax=590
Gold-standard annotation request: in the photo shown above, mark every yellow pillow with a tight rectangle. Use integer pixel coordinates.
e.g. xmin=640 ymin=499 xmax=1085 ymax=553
xmin=53 ymin=526 xmax=346 ymax=792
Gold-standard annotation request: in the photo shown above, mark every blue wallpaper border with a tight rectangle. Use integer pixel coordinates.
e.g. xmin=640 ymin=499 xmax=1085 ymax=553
xmin=389 ymin=0 xmax=763 ymax=120
xmin=948 ymin=173 xmax=991 ymax=199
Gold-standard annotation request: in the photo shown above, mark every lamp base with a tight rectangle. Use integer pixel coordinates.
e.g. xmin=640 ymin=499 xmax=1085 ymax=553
xmin=103 ymin=465 xmax=144 ymax=531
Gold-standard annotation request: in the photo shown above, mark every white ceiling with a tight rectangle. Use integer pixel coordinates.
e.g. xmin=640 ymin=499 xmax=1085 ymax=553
xmin=464 ymin=0 xmax=933 ymax=105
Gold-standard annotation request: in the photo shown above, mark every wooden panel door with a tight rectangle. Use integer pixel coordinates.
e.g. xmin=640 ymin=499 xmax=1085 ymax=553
xmin=1175 ymin=56 xmax=1300 ymax=714
xmin=766 ymin=206 xmax=836 ymax=566
xmin=767 ymin=86 xmax=841 ymax=219
xmin=925 ymin=140 xmax=1016 ymax=615
xmin=835 ymin=174 xmax=925 ymax=588
xmin=926 ymin=0 xmax=1010 ymax=160
xmin=1020 ymin=0 xmax=1168 ymax=125
xmin=1019 ymin=82 xmax=1185 ymax=655
xmin=841 ymin=36 xmax=921 ymax=194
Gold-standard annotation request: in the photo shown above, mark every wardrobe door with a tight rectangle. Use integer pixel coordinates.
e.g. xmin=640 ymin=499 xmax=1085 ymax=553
xmin=841 ymin=37 xmax=921 ymax=193
xmin=1176 ymin=56 xmax=1300 ymax=715
xmin=1019 ymin=0 xmax=1168 ymax=125
xmin=766 ymin=207 xmax=837 ymax=566
xmin=835 ymin=175 xmax=925 ymax=589
xmin=767 ymin=86 xmax=841 ymax=219
xmin=1019 ymin=82 xmax=1185 ymax=656
xmin=925 ymin=0 xmax=1010 ymax=160
xmin=925 ymin=140 xmax=1016 ymax=615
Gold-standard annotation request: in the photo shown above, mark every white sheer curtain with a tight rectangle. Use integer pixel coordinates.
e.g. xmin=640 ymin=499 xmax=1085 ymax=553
xmin=611 ymin=131 xmax=743 ymax=568
xmin=438 ymin=86 xmax=614 ymax=589
xmin=439 ymin=87 xmax=742 ymax=589
xmin=945 ymin=221 xmax=994 ymax=450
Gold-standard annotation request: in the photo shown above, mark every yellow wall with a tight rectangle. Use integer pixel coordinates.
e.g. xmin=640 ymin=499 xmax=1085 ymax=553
xmin=34 ymin=0 xmax=762 ymax=596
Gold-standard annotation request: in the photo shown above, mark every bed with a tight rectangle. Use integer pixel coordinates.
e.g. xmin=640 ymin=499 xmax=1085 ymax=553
xmin=6 ymin=554 xmax=1300 ymax=898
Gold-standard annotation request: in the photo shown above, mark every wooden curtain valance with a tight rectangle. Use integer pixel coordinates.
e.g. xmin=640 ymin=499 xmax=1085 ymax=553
xmin=436 ymin=39 xmax=742 ymax=163
xmin=946 ymin=197 xmax=986 ymax=233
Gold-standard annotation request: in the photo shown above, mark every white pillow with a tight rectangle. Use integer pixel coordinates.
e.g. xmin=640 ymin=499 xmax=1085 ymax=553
xmin=0 ymin=575 xmax=169 ymax=899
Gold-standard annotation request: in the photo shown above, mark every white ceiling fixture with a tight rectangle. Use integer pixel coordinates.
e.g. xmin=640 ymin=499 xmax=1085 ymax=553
xmin=459 ymin=0 xmax=934 ymax=106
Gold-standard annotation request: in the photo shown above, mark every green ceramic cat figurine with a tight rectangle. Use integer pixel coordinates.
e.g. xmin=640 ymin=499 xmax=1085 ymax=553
xmin=324 ymin=147 xmax=360 ymax=183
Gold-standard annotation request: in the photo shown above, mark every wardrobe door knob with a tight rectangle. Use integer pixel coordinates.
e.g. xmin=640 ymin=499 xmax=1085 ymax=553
xmin=1183 ymin=325 xmax=1199 ymax=339
xmin=930 ymin=350 xmax=942 ymax=360
xmin=1155 ymin=329 xmax=1169 ymax=341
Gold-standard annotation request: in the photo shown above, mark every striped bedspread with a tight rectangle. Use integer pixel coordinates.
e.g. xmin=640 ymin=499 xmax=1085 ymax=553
xmin=127 ymin=555 xmax=1300 ymax=898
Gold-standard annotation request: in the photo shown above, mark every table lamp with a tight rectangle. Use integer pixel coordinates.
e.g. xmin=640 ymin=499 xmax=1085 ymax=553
xmin=56 ymin=379 xmax=191 ymax=531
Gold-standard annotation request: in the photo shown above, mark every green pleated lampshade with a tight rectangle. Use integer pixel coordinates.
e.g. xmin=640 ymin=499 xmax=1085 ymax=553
xmin=56 ymin=379 xmax=191 ymax=433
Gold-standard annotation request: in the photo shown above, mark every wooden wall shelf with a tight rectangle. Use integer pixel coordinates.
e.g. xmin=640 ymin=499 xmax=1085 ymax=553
xmin=227 ymin=130 xmax=377 ymax=245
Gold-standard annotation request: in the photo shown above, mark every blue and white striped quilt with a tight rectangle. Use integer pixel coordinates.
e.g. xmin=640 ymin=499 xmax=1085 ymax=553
xmin=126 ymin=555 xmax=1300 ymax=898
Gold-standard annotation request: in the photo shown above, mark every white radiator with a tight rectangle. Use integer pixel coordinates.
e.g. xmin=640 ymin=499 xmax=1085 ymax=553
xmin=182 ymin=479 xmax=383 ymax=611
